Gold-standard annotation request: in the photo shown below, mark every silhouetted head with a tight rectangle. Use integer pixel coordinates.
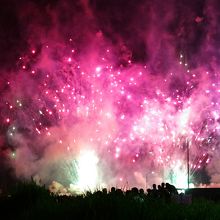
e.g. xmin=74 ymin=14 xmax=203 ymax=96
xmin=116 ymin=188 xmax=123 ymax=196
xmin=147 ymin=188 xmax=151 ymax=194
xmin=131 ymin=187 xmax=139 ymax=194
xmin=139 ymin=188 xmax=144 ymax=194
xmin=102 ymin=188 xmax=107 ymax=194
xmin=111 ymin=187 xmax=116 ymax=193
xmin=166 ymin=183 xmax=170 ymax=188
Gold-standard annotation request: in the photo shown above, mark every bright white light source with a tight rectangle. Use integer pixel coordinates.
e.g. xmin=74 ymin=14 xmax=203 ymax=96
xmin=77 ymin=150 xmax=99 ymax=191
xmin=95 ymin=67 xmax=101 ymax=72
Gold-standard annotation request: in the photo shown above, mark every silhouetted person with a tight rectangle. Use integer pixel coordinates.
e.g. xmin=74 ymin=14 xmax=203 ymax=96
xmin=102 ymin=188 xmax=107 ymax=195
xmin=161 ymin=182 xmax=165 ymax=189
xmin=116 ymin=188 xmax=123 ymax=197
xmin=166 ymin=183 xmax=178 ymax=195
xmin=125 ymin=189 xmax=132 ymax=198
xmin=110 ymin=187 xmax=116 ymax=194
xmin=152 ymin=184 xmax=158 ymax=198
xmin=139 ymin=188 xmax=145 ymax=197
xmin=147 ymin=188 xmax=153 ymax=197
xmin=158 ymin=185 xmax=162 ymax=198
xmin=131 ymin=187 xmax=139 ymax=195
xmin=160 ymin=182 xmax=171 ymax=202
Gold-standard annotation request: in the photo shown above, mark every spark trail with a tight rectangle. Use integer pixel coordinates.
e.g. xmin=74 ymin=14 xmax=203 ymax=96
xmin=1 ymin=37 xmax=220 ymax=191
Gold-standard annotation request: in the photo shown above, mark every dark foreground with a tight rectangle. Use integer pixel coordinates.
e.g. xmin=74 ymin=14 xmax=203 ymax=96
xmin=1 ymin=182 xmax=220 ymax=220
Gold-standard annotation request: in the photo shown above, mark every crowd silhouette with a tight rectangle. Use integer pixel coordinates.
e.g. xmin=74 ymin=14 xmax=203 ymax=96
xmin=0 ymin=180 xmax=200 ymax=219
xmin=71 ymin=182 xmax=182 ymax=204
xmin=146 ymin=182 xmax=178 ymax=201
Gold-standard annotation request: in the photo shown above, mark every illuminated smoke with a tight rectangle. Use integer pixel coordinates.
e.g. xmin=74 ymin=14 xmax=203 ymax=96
xmin=1 ymin=0 xmax=220 ymax=191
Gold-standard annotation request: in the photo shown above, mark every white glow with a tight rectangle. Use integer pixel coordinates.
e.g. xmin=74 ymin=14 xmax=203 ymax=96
xmin=76 ymin=150 xmax=99 ymax=191
xmin=166 ymin=162 xmax=194 ymax=189
xmin=95 ymin=66 xmax=101 ymax=72
xmin=178 ymin=108 xmax=191 ymax=133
